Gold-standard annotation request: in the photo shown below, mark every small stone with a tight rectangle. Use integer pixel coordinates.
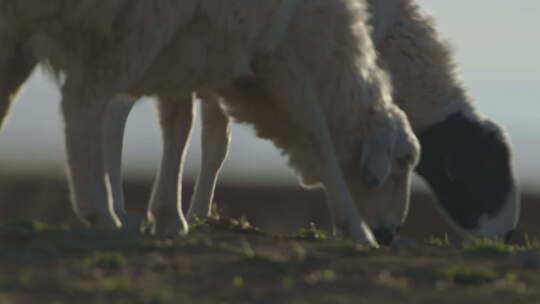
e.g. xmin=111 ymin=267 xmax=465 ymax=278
xmin=517 ymin=249 xmax=540 ymax=269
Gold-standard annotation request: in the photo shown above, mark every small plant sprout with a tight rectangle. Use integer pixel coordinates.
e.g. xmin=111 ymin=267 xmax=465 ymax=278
xmin=425 ymin=233 xmax=450 ymax=247
xmin=296 ymin=223 xmax=328 ymax=241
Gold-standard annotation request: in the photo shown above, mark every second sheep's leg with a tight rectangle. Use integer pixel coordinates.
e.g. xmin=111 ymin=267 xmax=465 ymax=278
xmin=188 ymin=97 xmax=231 ymax=221
xmin=61 ymin=83 xmax=122 ymax=230
xmin=147 ymin=94 xmax=195 ymax=236
xmin=102 ymin=95 xmax=143 ymax=232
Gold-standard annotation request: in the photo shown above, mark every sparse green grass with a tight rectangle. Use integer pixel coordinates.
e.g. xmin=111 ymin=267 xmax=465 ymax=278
xmin=290 ymin=241 xmax=307 ymax=260
xmin=524 ymin=234 xmax=540 ymax=248
xmin=69 ymin=274 xmax=133 ymax=294
xmin=232 ymin=275 xmax=245 ymax=288
xmin=318 ymin=294 xmax=351 ymax=304
xmin=438 ymin=264 xmax=499 ymax=285
xmin=295 ymin=223 xmax=328 ymax=241
xmin=190 ymin=213 xmax=263 ymax=235
xmin=83 ymin=251 xmax=128 ymax=271
xmin=326 ymin=240 xmax=371 ymax=256
xmin=0 ymin=218 xmax=68 ymax=240
xmin=189 ymin=205 xmax=263 ymax=234
xmin=1 ymin=217 xmax=539 ymax=303
xmin=17 ymin=268 xmax=37 ymax=287
xmin=0 ymin=276 xmax=17 ymax=292
xmin=482 ymin=273 xmax=533 ymax=295
xmin=425 ymin=233 xmax=450 ymax=247
xmin=140 ymin=284 xmax=175 ymax=304
xmin=463 ymin=239 xmax=518 ymax=258
xmin=221 ymin=238 xmax=330 ymax=288
xmin=436 ymin=266 xmax=532 ymax=295
xmin=133 ymin=237 xmax=201 ymax=252
xmin=305 ymin=269 xmax=338 ymax=285
xmin=377 ymin=271 xmax=409 ymax=290
xmin=403 ymin=263 xmax=533 ymax=295
xmin=405 ymin=264 xmax=500 ymax=286
xmin=462 ymin=237 xmax=540 ymax=259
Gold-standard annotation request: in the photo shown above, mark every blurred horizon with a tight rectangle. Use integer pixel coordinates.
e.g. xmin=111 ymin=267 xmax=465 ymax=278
xmin=0 ymin=0 xmax=538 ymax=191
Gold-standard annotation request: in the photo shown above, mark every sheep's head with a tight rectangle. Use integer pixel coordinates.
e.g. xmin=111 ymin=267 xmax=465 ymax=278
xmin=344 ymin=106 xmax=420 ymax=245
xmin=416 ymin=111 xmax=520 ymax=243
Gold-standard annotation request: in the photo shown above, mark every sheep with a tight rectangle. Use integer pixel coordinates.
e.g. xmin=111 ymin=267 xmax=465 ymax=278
xmin=182 ymin=0 xmax=520 ymax=243
xmin=370 ymin=0 xmax=520 ymax=241
xmin=0 ymin=0 xmax=420 ymax=247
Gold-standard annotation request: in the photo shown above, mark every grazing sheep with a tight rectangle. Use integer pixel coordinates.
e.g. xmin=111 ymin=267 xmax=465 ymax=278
xmin=0 ymin=0 xmax=420 ymax=246
xmin=184 ymin=0 xmax=520 ymax=243
xmin=370 ymin=0 xmax=520 ymax=241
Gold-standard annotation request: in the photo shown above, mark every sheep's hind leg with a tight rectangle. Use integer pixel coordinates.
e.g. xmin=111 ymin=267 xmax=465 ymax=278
xmin=188 ymin=96 xmax=231 ymax=221
xmin=0 ymin=44 xmax=36 ymax=129
xmin=102 ymin=96 xmax=143 ymax=233
xmin=147 ymin=94 xmax=195 ymax=236
xmin=61 ymin=83 xmax=121 ymax=230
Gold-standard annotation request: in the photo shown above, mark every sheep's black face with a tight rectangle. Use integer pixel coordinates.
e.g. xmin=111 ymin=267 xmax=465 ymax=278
xmin=416 ymin=112 xmax=520 ymax=242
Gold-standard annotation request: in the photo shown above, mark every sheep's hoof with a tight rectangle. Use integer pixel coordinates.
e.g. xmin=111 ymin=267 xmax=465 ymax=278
xmin=149 ymin=213 xmax=188 ymax=237
xmin=372 ymin=228 xmax=396 ymax=246
xmin=341 ymin=221 xmax=380 ymax=248
xmin=85 ymin=212 xmax=122 ymax=231
xmin=186 ymin=209 xmax=210 ymax=224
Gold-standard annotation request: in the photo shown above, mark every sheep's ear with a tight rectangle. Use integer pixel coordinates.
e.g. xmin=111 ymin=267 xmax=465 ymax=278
xmin=360 ymin=127 xmax=397 ymax=188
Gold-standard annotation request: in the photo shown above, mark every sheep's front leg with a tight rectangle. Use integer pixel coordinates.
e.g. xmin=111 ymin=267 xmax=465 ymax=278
xmin=102 ymin=96 xmax=142 ymax=232
xmin=147 ymin=95 xmax=195 ymax=236
xmin=188 ymin=98 xmax=231 ymax=220
xmin=277 ymin=79 xmax=378 ymax=247
xmin=61 ymin=84 xmax=121 ymax=230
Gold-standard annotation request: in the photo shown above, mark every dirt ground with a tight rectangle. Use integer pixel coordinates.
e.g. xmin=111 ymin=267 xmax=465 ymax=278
xmin=0 ymin=175 xmax=539 ymax=303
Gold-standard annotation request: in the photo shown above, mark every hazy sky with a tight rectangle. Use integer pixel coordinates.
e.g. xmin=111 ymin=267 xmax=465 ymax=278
xmin=0 ymin=0 xmax=538 ymax=189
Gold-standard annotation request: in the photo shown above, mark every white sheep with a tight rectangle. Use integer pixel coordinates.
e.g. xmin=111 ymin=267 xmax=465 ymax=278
xmin=0 ymin=0 xmax=420 ymax=247
xmin=182 ymin=0 xmax=519 ymax=243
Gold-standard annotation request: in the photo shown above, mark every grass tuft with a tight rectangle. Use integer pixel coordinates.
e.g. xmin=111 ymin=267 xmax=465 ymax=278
xmin=84 ymin=251 xmax=128 ymax=271
xmin=524 ymin=234 xmax=540 ymax=249
xmin=295 ymin=223 xmax=328 ymax=241
xmin=463 ymin=239 xmax=518 ymax=259
xmin=327 ymin=240 xmax=372 ymax=256
xmin=425 ymin=233 xmax=450 ymax=247
xmin=0 ymin=218 xmax=68 ymax=241
xmin=377 ymin=271 xmax=409 ymax=290
xmin=232 ymin=275 xmax=245 ymax=288
xmin=439 ymin=264 xmax=499 ymax=285
xmin=190 ymin=214 xmax=263 ymax=235
xmin=0 ymin=275 xmax=17 ymax=292
xmin=305 ymin=269 xmax=338 ymax=285
xmin=405 ymin=264 xmax=500 ymax=286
